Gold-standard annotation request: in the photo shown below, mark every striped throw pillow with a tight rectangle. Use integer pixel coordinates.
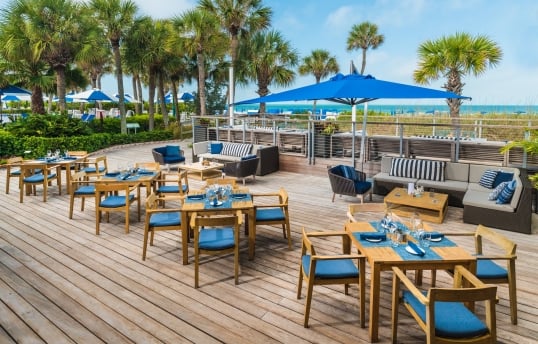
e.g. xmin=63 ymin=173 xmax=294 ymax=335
xmin=221 ymin=143 xmax=252 ymax=157
xmin=389 ymin=158 xmax=445 ymax=181
xmin=496 ymin=180 xmax=516 ymax=204
xmin=479 ymin=170 xmax=498 ymax=189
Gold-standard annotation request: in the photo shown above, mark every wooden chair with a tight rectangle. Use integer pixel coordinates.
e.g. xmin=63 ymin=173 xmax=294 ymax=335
xmin=5 ymin=156 xmax=23 ymax=194
xmin=252 ymin=187 xmax=292 ymax=249
xmin=68 ymin=170 xmax=95 ymax=219
xmin=156 ymin=170 xmax=189 ymax=204
xmin=392 ymin=265 xmax=497 ymax=343
xmin=82 ymin=155 xmax=108 ymax=179
xmin=135 ymin=161 xmax=161 ymax=171
xmin=142 ymin=192 xmax=182 ymax=260
xmin=18 ymin=162 xmax=61 ymax=203
xmin=190 ymin=210 xmax=242 ymax=288
xmin=95 ymin=182 xmax=140 ymax=234
xmin=203 ymin=176 xmax=237 ymax=189
xmin=436 ymin=225 xmax=518 ymax=324
xmin=297 ymin=227 xmax=366 ymax=328
xmin=347 ymin=203 xmax=386 ymax=222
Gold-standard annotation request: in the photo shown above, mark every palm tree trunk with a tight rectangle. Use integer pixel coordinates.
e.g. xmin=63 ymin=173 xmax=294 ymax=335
xmin=111 ymin=42 xmax=127 ymax=134
xmin=157 ymin=73 xmax=168 ymax=127
xmin=55 ymin=66 xmax=67 ymax=114
xmin=148 ymin=71 xmax=156 ymax=131
xmin=31 ymin=86 xmax=45 ymax=114
xmin=136 ymin=75 xmax=144 ymax=114
xmin=197 ymin=53 xmax=207 ymax=117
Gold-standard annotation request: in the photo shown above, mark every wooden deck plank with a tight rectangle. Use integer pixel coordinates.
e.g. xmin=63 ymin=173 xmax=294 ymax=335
xmin=1 ymin=141 xmax=537 ymax=343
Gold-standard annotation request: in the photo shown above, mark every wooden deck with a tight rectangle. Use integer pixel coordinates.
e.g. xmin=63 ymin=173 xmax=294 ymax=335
xmin=1 ymin=141 xmax=537 ymax=343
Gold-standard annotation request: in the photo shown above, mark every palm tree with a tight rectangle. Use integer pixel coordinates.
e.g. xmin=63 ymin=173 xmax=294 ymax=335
xmin=3 ymin=0 xmax=95 ymax=114
xmin=237 ymin=30 xmax=298 ymax=114
xmin=172 ymin=8 xmax=228 ymax=117
xmin=414 ymin=32 xmax=502 ymax=118
xmin=346 ymin=21 xmax=384 ymax=75
xmin=90 ymin=0 xmax=138 ymax=134
xmin=199 ymin=0 xmax=272 ymax=111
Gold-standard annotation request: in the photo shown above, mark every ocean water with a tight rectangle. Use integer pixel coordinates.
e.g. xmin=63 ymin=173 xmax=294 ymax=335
xmin=234 ymin=103 xmax=538 ymax=116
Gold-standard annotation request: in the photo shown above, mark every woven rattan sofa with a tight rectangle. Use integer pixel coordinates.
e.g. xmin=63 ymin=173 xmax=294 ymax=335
xmin=372 ymin=156 xmax=532 ymax=234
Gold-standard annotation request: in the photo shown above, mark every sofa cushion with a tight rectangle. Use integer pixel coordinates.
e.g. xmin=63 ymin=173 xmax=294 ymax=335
xmin=494 ymin=171 xmax=514 ymax=187
xmin=488 ymin=181 xmax=508 ymax=201
xmin=463 ymin=190 xmax=514 ymax=212
xmin=373 ymin=172 xmax=418 ymax=184
xmin=210 ymin=142 xmax=223 ymax=154
xmin=221 ymin=142 xmax=252 ymax=157
xmin=478 ymin=170 xmax=498 ymax=189
xmin=445 ymin=162 xmax=470 ymax=182
xmin=417 ymin=179 xmax=468 ymax=192
xmin=390 ymin=158 xmax=445 ymax=181
xmin=497 ymin=180 xmax=516 ymax=204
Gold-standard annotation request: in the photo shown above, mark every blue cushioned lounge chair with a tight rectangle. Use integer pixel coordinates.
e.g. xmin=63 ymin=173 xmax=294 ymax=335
xmin=328 ymin=165 xmax=372 ymax=203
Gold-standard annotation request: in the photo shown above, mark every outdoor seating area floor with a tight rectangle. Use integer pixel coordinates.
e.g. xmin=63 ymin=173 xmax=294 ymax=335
xmin=1 ymin=141 xmax=537 ymax=343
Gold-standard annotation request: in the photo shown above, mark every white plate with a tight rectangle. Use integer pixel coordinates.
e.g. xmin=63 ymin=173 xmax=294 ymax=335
xmin=406 ymin=245 xmax=425 ymax=255
xmin=365 ymin=238 xmax=383 ymax=243
xmin=232 ymin=194 xmax=247 ymax=199
xmin=429 ymin=236 xmax=443 ymax=242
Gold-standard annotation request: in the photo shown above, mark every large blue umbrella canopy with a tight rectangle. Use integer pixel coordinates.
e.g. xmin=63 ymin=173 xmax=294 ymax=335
xmin=71 ymin=89 xmax=115 ymax=102
xmin=236 ymin=73 xmax=470 ymax=106
xmin=0 ymin=85 xmax=31 ymax=96
xmin=235 ymin=73 xmax=471 ymax=163
xmin=1 ymin=94 xmax=31 ymax=101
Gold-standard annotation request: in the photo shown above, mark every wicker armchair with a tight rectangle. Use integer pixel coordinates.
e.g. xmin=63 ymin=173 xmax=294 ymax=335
xmin=328 ymin=165 xmax=372 ymax=203
xmin=152 ymin=145 xmax=185 ymax=168
xmin=223 ymin=157 xmax=260 ymax=185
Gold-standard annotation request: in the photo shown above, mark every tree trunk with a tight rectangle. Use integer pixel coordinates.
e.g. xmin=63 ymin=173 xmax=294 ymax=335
xmin=31 ymin=86 xmax=45 ymax=114
xmin=55 ymin=66 xmax=67 ymax=114
xmin=148 ymin=70 xmax=156 ymax=131
xmin=157 ymin=72 xmax=168 ymax=127
xmin=111 ymin=41 xmax=127 ymax=134
xmin=136 ymin=75 xmax=144 ymax=114
xmin=197 ymin=52 xmax=206 ymax=117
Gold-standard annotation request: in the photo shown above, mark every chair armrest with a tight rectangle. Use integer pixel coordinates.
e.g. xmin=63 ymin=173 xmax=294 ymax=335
xmin=475 ymin=255 xmax=517 ymax=261
xmin=254 ymin=203 xmax=286 ymax=209
xmin=346 ymin=211 xmax=357 ymax=222
xmin=312 ymin=254 xmax=365 ymax=261
xmin=392 ymin=267 xmax=428 ymax=304
xmin=305 ymin=230 xmax=349 ymax=238
xmin=453 ymin=265 xmax=489 ymax=288
xmin=251 ymin=192 xmax=280 ymax=197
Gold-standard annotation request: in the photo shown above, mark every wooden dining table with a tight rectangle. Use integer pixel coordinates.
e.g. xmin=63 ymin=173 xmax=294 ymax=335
xmin=22 ymin=155 xmax=87 ymax=194
xmin=180 ymin=193 xmax=255 ymax=265
xmin=345 ymin=221 xmax=476 ymax=342
xmin=96 ymin=169 xmax=161 ymax=196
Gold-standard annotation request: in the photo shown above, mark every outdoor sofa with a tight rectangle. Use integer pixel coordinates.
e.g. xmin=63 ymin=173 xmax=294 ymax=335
xmin=372 ymin=156 xmax=532 ymax=234
xmin=192 ymin=141 xmax=279 ymax=176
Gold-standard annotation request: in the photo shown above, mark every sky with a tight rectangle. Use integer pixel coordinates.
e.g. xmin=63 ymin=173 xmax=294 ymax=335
xmin=101 ymin=0 xmax=538 ymax=106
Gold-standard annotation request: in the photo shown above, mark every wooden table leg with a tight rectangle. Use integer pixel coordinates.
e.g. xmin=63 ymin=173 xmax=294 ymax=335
xmin=369 ymin=263 xmax=381 ymax=342
xmin=247 ymin=209 xmax=256 ymax=260
xmin=181 ymin=212 xmax=189 ymax=265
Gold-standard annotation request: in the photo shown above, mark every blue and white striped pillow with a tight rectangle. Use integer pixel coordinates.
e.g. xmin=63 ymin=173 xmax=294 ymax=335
xmin=221 ymin=143 xmax=252 ymax=157
xmin=479 ymin=170 xmax=498 ymax=189
xmin=496 ymin=180 xmax=516 ymax=204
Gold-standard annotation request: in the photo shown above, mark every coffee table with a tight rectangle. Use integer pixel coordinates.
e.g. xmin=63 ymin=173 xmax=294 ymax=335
xmin=384 ymin=187 xmax=448 ymax=223
xmin=181 ymin=161 xmax=224 ymax=180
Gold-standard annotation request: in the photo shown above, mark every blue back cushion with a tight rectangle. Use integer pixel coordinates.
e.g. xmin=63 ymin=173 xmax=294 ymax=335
xmin=493 ymin=171 xmax=513 ymax=187
xmin=210 ymin=142 xmax=223 ymax=154
xmin=165 ymin=145 xmax=180 ymax=157
xmin=341 ymin=165 xmax=358 ymax=181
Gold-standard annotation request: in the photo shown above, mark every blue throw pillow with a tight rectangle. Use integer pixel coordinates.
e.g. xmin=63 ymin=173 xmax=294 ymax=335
xmin=488 ymin=181 xmax=508 ymax=201
xmin=241 ymin=154 xmax=257 ymax=161
xmin=210 ymin=142 xmax=223 ymax=154
xmin=478 ymin=170 xmax=498 ymax=189
xmin=493 ymin=171 xmax=513 ymax=187
xmin=496 ymin=180 xmax=516 ymax=204
xmin=165 ymin=145 xmax=180 ymax=156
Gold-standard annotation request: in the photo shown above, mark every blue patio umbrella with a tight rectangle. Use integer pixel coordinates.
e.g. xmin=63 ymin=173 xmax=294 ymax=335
xmin=71 ymin=89 xmax=115 ymax=119
xmin=0 ymin=85 xmax=32 ymax=122
xmin=235 ymin=73 xmax=471 ymax=163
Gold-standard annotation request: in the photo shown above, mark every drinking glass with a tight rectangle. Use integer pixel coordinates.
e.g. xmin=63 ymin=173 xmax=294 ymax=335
xmin=420 ymin=232 xmax=431 ymax=248
xmin=390 ymin=232 xmax=400 ymax=247
xmin=429 ymin=188 xmax=435 ymax=198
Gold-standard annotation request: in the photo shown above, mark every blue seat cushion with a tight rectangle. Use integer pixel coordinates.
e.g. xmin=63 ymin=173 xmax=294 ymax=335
xmin=84 ymin=166 xmax=106 ymax=173
xmin=301 ymin=255 xmax=359 ymax=279
xmin=157 ymin=185 xmax=188 ymax=194
xmin=74 ymin=185 xmax=95 ymax=195
xmin=149 ymin=212 xmax=181 ymax=227
xmin=163 ymin=155 xmax=185 ymax=164
xmin=354 ymin=180 xmax=372 ymax=194
xmin=403 ymin=290 xmax=489 ymax=339
xmin=198 ymin=227 xmax=235 ymax=250
xmin=256 ymin=208 xmax=285 ymax=221
xmin=10 ymin=169 xmax=21 ymax=176
xmin=476 ymin=259 xmax=508 ymax=279
xmin=100 ymin=194 xmax=134 ymax=208
xmin=24 ymin=173 xmax=56 ymax=183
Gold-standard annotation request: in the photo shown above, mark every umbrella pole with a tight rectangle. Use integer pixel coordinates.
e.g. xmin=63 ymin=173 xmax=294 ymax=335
xmin=359 ymin=103 xmax=368 ymax=171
